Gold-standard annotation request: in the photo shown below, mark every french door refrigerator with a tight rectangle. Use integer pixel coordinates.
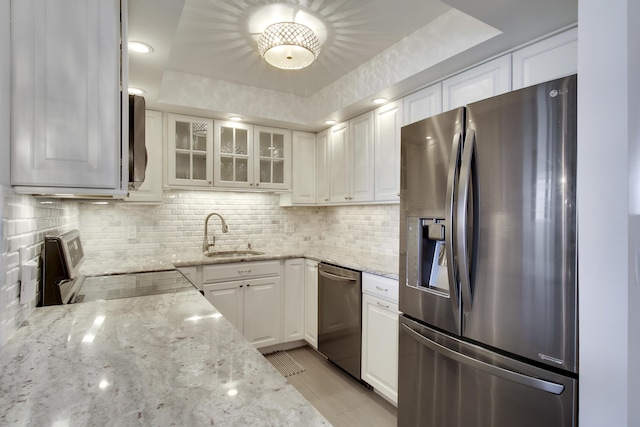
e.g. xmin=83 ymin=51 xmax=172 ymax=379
xmin=398 ymin=74 xmax=578 ymax=427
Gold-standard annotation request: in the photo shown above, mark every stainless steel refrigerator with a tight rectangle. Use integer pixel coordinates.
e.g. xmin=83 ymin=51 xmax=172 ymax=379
xmin=398 ymin=75 xmax=578 ymax=427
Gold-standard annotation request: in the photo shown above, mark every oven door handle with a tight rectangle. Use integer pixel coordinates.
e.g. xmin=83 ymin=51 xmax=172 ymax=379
xmin=318 ymin=269 xmax=357 ymax=283
xmin=401 ymin=323 xmax=565 ymax=395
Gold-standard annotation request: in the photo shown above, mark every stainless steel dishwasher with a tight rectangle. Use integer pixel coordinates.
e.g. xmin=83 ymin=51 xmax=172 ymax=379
xmin=317 ymin=262 xmax=362 ymax=380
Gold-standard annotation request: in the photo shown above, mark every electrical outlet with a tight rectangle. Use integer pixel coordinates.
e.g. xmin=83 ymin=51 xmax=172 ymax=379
xmin=128 ymin=226 xmax=137 ymax=239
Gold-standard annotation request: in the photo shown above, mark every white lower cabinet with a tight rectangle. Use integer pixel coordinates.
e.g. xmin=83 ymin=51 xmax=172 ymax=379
xmin=202 ymin=261 xmax=282 ymax=349
xmin=304 ymin=259 xmax=318 ymax=348
xmin=362 ymin=273 xmax=399 ymax=405
xmin=283 ymin=258 xmax=305 ymax=342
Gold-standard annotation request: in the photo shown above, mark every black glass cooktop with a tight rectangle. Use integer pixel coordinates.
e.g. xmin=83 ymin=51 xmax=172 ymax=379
xmin=73 ymin=270 xmax=196 ymax=303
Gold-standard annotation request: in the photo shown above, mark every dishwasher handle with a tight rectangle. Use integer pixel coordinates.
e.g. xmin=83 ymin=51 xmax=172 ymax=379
xmin=318 ymin=269 xmax=358 ymax=283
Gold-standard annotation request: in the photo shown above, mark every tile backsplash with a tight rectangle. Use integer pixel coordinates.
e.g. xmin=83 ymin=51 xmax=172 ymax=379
xmin=0 ymin=186 xmax=79 ymax=346
xmin=79 ymin=190 xmax=399 ymax=260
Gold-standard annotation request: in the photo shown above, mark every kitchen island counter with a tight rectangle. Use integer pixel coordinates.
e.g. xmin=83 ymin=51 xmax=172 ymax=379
xmin=0 ymin=290 xmax=329 ymax=426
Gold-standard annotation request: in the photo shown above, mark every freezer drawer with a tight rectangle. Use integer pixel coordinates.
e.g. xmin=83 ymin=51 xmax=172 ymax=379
xmin=398 ymin=316 xmax=577 ymax=427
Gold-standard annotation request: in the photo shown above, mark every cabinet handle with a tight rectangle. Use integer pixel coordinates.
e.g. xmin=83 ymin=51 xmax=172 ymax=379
xmin=376 ymin=302 xmax=390 ymax=309
xmin=375 ymin=286 xmax=389 ymax=292
xmin=238 ymin=269 xmax=252 ymax=274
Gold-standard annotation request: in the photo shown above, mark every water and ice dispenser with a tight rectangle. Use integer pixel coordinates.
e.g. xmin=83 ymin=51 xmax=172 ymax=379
xmin=405 ymin=217 xmax=450 ymax=294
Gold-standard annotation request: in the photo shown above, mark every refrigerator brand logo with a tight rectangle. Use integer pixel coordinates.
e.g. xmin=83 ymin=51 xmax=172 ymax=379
xmin=549 ymin=89 xmax=569 ymax=97
xmin=538 ymin=353 xmax=564 ymax=365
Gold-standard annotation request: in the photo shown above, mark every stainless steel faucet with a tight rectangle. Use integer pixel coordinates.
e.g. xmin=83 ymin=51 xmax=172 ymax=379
xmin=203 ymin=212 xmax=229 ymax=253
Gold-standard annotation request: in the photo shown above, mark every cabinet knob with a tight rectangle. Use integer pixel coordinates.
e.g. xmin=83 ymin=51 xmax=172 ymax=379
xmin=345 ymin=196 xmax=348 ymax=200
xmin=325 ymin=198 xmax=329 ymax=202
xmin=256 ymin=182 xmax=260 ymax=186
xmin=240 ymin=284 xmax=243 ymax=288
xmin=247 ymin=283 xmax=251 ymax=287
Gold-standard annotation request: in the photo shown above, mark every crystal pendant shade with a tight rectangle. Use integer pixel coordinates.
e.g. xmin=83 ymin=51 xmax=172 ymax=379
xmin=258 ymin=22 xmax=320 ymax=70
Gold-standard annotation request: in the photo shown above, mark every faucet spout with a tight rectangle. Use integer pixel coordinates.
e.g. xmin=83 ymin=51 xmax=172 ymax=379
xmin=203 ymin=212 xmax=229 ymax=253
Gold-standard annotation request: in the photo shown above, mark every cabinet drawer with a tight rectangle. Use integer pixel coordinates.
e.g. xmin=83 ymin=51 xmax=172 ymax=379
xmin=203 ymin=261 xmax=280 ymax=283
xmin=363 ymin=272 xmax=399 ymax=304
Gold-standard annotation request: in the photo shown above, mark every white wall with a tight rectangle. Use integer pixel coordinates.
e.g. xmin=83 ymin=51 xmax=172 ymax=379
xmin=578 ymin=0 xmax=640 ymax=425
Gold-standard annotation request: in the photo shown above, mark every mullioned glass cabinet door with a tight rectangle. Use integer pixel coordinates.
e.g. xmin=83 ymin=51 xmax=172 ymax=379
xmin=167 ymin=114 xmax=213 ymax=187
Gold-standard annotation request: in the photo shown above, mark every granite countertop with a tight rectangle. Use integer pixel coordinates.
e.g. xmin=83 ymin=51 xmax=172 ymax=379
xmin=0 ymin=290 xmax=329 ymax=426
xmin=80 ymin=245 xmax=399 ymax=280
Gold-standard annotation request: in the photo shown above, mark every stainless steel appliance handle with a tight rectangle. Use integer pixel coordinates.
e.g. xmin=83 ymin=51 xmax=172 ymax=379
xmin=457 ymin=129 xmax=475 ymax=313
xmin=318 ymin=269 xmax=357 ymax=283
xmin=401 ymin=323 xmax=565 ymax=395
xmin=444 ymin=132 xmax=462 ymax=328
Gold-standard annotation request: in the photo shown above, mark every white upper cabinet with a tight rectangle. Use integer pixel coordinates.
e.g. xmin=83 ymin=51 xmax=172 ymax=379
xmin=11 ymin=0 xmax=125 ymax=191
xmin=374 ymin=100 xmax=403 ymax=202
xmin=316 ymin=129 xmax=330 ymax=204
xmin=328 ymin=121 xmax=350 ymax=203
xmin=167 ymin=114 xmax=214 ymax=187
xmin=254 ymin=126 xmax=291 ymax=190
xmin=512 ymin=28 xmax=578 ymax=90
xmin=291 ymin=131 xmax=317 ymax=204
xmin=214 ymin=120 xmax=254 ymax=188
xmin=403 ymin=83 xmax=442 ymax=125
xmin=214 ymin=123 xmax=291 ymax=190
xmin=125 ymin=110 xmax=163 ymax=202
xmin=329 ymin=112 xmax=375 ymax=203
xmin=350 ymin=111 xmax=375 ymax=202
xmin=442 ymin=55 xmax=512 ymax=111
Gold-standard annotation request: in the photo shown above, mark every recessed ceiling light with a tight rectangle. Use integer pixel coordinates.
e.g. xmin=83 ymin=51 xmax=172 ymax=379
xmin=230 ymin=116 xmax=243 ymax=121
xmin=128 ymin=87 xmax=146 ymax=95
xmin=372 ymin=97 xmax=387 ymax=104
xmin=324 ymin=120 xmax=337 ymax=125
xmin=128 ymin=41 xmax=153 ymax=54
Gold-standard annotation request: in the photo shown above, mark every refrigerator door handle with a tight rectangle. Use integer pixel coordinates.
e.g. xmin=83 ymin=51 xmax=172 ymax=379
xmin=401 ymin=323 xmax=565 ymax=395
xmin=445 ymin=131 xmax=462 ymax=328
xmin=457 ymin=128 xmax=476 ymax=313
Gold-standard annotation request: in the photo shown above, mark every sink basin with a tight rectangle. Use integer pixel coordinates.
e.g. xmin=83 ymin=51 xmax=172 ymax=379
xmin=204 ymin=250 xmax=265 ymax=258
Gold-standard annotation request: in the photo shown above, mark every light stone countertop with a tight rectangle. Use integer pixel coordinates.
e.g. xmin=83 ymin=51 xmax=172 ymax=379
xmin=80 ymin=245 xmax=399 ymax=280
xmin=0 ymin=290 xmax=330 ymax=426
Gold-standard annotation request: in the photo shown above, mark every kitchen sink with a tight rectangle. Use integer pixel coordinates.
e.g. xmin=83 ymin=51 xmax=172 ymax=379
xmin=204 ymin=250 xmax=265 ymax=258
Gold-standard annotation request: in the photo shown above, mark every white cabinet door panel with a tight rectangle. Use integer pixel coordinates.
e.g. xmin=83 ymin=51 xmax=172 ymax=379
xmin=512 ymin=28 xmax=578 ymax=90
xmin=362 ymin=293 xmax=399 ymax=405
xmin=442 ymin=55 xmax=511 ymax=111
xmin=403 ymin=83 xmax=442 ymax=125
xmin=11 ymin=0 xmax=122 ymax=189
xmin=329 ymin=122 xmax=350 ymax=203
xmin=283 ymin=259 xmax=305 ymax=342
xmin=244 ymin=276 xmax=282 ymax=348
xmin=291 ymin=132 xmax=317 ymax=204
xmin=374 ymin=101 xmax=402 ymax=202
xmin=304 ymin=259 xmax=318 ymax=348
xmin=203 ymin=281 xmax=244 ymax=333
xmin=350 ymin=111 xmax=375 ymax=202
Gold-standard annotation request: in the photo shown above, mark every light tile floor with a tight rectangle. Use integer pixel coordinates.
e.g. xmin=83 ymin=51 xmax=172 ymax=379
xmin=276 ymin=346 xmax=397 ymax=427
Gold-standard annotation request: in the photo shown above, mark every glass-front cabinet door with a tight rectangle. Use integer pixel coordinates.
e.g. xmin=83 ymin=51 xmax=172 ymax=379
xmin=214 ymin=121 xmax=254 ymax=188
xmin=254 ymin=126 xmax=291 ymax=190
xmin=167 ymin=114 xmax=213 ymax=187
